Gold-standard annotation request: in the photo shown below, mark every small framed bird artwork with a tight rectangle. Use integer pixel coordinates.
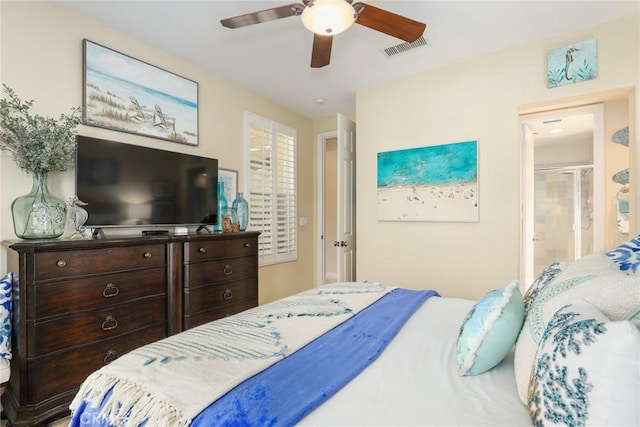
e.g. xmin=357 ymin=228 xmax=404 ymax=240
xmin=546 ymin=38 xmax=597 ymax=88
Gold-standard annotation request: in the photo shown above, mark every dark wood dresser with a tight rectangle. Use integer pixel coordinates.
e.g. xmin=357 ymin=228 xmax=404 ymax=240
xmin=2 ymin=231 xmax=259 ymax=426
xmin=183 ymin=235 xmax=259 ymax=329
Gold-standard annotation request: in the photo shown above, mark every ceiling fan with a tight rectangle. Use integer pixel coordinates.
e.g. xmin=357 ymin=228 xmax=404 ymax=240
xmin=221 ymin=0 xmax=426 ymax=68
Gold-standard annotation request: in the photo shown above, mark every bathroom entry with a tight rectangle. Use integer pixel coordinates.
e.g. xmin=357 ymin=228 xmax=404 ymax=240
xmin=520 ymin=104 xmax=605 ymax=287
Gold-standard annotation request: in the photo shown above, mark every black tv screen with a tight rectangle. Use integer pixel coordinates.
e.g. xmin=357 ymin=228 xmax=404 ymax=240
xmin=76 ymin=136 xmax=218 ymax=228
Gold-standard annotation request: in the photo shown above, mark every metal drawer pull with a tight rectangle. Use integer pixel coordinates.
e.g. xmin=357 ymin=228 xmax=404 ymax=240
xmin=101 ymin=315 xmax=118 ymax=331
xmin=102 ymin=283 xmax=120 ymax=298
xmin=222 ymin=264 xmax=233 ymax=275
xmin=223 ymin=289 xmax=233 ymax=300
xmin=104 ymin=350 xmax=119 ymax=364
xmin=198 ymin=247 xmax=206 ymax=253
xmin=56 ymin=259 xmax=67 ymax=267
xmin=243 ymin=243 xmax=251 ymax=248
xmin=143 ymin=252 xmax=152 ymax=259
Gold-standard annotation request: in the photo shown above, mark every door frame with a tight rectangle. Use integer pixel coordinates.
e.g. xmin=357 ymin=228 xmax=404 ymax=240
xmin=316 ymin=130 xmax=337 ymax=286
xmin=519 ymin=103 xmax=605 ymax=289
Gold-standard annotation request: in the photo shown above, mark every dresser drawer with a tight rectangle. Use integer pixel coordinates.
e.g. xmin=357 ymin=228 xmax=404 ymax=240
xmin=183 ymin=277 xmax=257 ymax=316
xmin=30 ymin=296 xmax=166 ymax=357
xmin=32 ymin=245 xmax=166 ymax=281
xmin=27 ymin=325 xmax=166 ymax=405
xmin=185 ymin=237 xmax=256 ymax=262
xmin=185 ymin=256 xmax=257 ymax=288
xmin=31 ymin=267 xmax=166 ymax=319
xmin=183 ymin=300 xmax=258 ymax=330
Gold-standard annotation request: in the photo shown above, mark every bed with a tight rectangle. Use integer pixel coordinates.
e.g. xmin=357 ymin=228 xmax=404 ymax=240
xmin=69 ymin=236 xmax=640 ymax=427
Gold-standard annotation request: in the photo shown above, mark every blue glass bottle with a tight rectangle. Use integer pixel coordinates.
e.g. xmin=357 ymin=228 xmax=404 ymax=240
xmin=215 ymin=181 xmax=227 ymax=232
xmin=232 ymin=192 xmax=249 ymax=231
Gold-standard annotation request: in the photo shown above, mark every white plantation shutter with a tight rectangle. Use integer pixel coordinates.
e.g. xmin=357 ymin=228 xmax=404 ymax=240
xmin=244 ymin=112 xmax=297 ymax=265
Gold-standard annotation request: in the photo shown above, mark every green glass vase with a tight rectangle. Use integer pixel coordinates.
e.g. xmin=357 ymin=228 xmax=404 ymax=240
xmin=232 ymin=192 xmax=249 ymax=231
xmin=11 ymin=172 xmax=67 ymax=239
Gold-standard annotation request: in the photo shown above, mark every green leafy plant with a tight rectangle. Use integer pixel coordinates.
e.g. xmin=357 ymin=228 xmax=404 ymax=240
xmin=0 ymin=84 xmax=81 ymax=174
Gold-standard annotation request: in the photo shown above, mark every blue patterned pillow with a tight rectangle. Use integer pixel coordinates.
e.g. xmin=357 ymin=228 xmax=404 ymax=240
xmin=514 ymin=252 xmax=640 ymax=403
xmin=456 ymin=280 xmax=524 ymax=376
xmin=0 ymin=273 xmax=12 ymax=359
xmin=529 ymin=301 xmax=639 ymax=426
xmin=605 ymin=234 xmax=640 ymax=274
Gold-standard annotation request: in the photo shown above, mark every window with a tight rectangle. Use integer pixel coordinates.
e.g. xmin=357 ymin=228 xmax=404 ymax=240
xmin=244 ymin=112 xmax=297 ymax=265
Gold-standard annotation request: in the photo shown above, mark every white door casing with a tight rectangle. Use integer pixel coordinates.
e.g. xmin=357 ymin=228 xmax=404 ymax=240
xmin=521 ymin=123 xmax=535 ymax=288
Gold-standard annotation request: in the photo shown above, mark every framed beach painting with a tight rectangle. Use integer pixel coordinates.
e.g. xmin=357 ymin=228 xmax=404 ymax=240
xmin=377 ymin=140 xmax=478 ymax=222
xmin=83 ymin=39 xmax=199 ymax=146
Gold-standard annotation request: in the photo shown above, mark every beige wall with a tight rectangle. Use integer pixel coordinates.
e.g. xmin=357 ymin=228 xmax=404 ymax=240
xmin=356 ymin=14 xmax=639 ymax=299
xmin=534 ymin=138 xmax=593 ymax=168
xmin=0 ymin=1 xmax=316 ymax=304
xmin=605 ymin=98 xmax=632 ymax=248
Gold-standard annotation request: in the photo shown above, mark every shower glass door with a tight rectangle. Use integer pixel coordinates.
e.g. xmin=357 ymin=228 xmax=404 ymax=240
xmin=533 ymin=167 xmax=594 ymax=277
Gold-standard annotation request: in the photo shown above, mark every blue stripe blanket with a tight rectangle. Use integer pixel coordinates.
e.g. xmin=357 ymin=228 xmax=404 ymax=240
xmin=70 ymin=283 xmax=438 ymax=426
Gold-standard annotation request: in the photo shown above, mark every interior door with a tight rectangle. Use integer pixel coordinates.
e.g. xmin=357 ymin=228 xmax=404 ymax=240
xmin=336 ymin=114 xmax=356 ymax=281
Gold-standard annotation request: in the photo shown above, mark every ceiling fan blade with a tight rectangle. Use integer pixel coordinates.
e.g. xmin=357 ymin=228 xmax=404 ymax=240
xmin=221 ymin=3 xmax=303 ymax=29
xmin=311 ymin=34 xmax=333 ymax=68
xmin=354 ymin=3 xmax=426 ymax=43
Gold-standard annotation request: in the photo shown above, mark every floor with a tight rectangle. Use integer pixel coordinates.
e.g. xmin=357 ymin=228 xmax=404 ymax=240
xmin=1 ymin=386 xmax=70 ymax=426
xmin=1 ymin=414 xmax=69 ymax=426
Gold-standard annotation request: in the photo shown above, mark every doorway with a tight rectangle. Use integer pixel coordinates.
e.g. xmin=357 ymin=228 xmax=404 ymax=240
xmin=323 ymin=136 xmax=338 ymax=283
xmin=316 ymin=114 xmax=356 ymax=286
xmin=317 ymin=131 xmax=338 ymax=285
xmin=520 ymin=104 xmax=604 ymax=288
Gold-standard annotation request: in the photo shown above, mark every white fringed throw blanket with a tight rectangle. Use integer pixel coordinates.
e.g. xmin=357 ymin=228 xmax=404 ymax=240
xmin=70 ymin=282 xmax=392 ymax=427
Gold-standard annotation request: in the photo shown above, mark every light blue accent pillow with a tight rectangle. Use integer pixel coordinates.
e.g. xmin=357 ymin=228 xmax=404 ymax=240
xmin=0 ymin=273 xmax=12 ymax=360
xmin=605 ymin=234 xmax=640 ymax=274
xmin=456 ymin=280 xmax=524 ymax=376
xmin=529 ymin=301 xmax=640 ymax=426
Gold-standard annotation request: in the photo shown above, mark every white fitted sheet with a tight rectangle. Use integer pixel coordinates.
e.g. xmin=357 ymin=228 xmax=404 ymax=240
xmin=299 ymin=296 xmax=530 ymax=426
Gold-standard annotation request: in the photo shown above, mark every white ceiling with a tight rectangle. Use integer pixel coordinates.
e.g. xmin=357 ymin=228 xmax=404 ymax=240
xmin=53 ymin=0 xmax=639 ymax=120
xmin=527 ymin=113 xmax=595 ymax=146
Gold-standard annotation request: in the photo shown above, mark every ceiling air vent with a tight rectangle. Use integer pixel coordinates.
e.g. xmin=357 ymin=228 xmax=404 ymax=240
xmin=382 ymin=36 xmax=428 ymax=58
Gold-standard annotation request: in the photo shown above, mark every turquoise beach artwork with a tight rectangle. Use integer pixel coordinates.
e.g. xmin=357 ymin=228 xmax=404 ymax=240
xmin=377 ymin=140 xmax=478 ymax=222
xmin=83 ymin=40 xmax=198 ymax=145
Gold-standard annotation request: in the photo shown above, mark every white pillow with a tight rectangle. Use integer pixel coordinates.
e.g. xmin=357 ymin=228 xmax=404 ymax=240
xmin=514 ymin=252 xmax=640 ymax=403
xmin=456 ymin=280 xmax=524 ymax=376
xmin=528 ymin=301 xmax=640 ymax=426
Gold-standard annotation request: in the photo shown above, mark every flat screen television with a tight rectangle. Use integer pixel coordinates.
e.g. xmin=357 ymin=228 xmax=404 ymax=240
xmin=76 ymin=136 xmax=218 ymax=229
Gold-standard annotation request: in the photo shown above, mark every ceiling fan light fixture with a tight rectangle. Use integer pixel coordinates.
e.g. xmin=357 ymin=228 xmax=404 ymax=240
xmin=301 ymin=0 xmax=356 ymax=36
